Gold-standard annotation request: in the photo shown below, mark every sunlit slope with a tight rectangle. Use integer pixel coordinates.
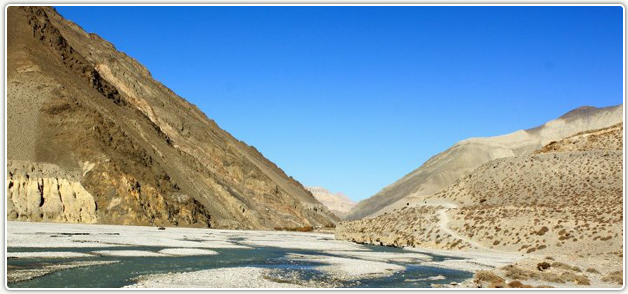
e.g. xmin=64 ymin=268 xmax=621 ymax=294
xmin=346 ymin=105 xmax=622 ymax=221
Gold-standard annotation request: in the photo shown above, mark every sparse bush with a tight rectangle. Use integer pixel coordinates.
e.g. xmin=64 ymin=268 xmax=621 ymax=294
xmin=540 ymin=272 xmax=565 ymax=283
xmin=474 ymin=270 xmax=505 ymax=285
xmin=502 ymin=265 xmax=539 ymax=280
xmin=560 ymin=272 xmax=590 ymax=285
xmin=537 ymin=262 xmax=551 ymax=271
xmin=273 ymin=226 xmax=313 ymax=232
xmin=576 ymin=275 xmax=591 ymax=286
xmin=507 ymin=281 xmax=524 ymax=288
xmin=551 ymin=262 xmax=580 ymax=272
xmin=602 ymin=271 xmax=623 ymax=285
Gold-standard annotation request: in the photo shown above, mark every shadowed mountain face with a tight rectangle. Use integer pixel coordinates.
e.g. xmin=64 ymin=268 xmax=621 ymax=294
xmin=345 ymin=104 xmax=623 ymax=221
xmin=306 ymin=187 xmax=356 ymax=219
xmin=6 ymin=6 xmax=338 ymax=229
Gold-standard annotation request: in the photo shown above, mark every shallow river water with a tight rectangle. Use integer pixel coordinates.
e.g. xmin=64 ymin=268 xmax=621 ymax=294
xmin=8 ymin=243 xmax=472 ymax=288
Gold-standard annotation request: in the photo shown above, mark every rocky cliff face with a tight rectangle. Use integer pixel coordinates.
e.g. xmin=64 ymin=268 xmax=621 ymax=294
xmin=305 ymin=187 xmax=356 ymax=219
xmin=346 ymin=105 xmax=623 ymax=221
xmin=7 ymin=6 xmax=337 ymax=229
xmin=7 ymin=160 xmax=97 ymax=224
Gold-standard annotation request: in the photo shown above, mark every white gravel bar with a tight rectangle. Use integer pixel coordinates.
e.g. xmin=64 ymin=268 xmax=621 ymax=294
xmin=125 ymin=267 xmax=303 ymax=288
xmin=287 ymin=253 xmax=405 ymax=279
xmin=242 ymin=238 xmax=367 ymax=251
xmin=7 ymin=251 xmax=95 ymax=259
xmin=158 ymin=248 xmax=218 ymax=256
xmin=92 ymin=250 xmax=165 ymax=257
xmin=325 ymin=250 xmax=432 ymax=263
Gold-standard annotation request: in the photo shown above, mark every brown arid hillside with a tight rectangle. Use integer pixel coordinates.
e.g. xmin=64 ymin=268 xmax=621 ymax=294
xmin=336 ymin=122 xmax=623 ymax=287
xmin=6 ymin=6 xmax=338 ymax=229
xmin=346 ymin=105 xmax=623 ymax=221
xmin=306 ymin=187 xmax=356 ymax=219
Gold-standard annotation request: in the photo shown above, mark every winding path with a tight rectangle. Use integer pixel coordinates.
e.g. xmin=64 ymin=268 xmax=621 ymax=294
xmin=418 ymin=199 xmax=498 ymax=253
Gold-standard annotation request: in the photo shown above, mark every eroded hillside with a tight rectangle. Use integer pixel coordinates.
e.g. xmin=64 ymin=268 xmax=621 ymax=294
xmin=7 ymin=6 xmax=338 ymax=229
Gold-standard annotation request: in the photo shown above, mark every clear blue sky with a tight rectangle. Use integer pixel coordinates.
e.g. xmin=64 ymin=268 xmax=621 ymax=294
xmin=55 ymin=6 xmax=624 ymax=202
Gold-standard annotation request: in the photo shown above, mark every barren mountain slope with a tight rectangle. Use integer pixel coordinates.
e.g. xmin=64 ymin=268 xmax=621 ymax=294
xmin=306 ymin=187 xmax=356 ymax=219
xmin=7 ymin=6 xmax=338 ymax=229
xmin=535 ymin=123 xmax=623 ymax=154
xmin=346 ymin=105 xmax=623 ymax=221
xmin=337 ymin=123 xmax=623 ymax=278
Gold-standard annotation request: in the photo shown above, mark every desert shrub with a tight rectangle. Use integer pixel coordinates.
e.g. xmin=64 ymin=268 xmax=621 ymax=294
xmin=540 ymin=272 xmax=565 ymax=283
xmin=551 ymin=262 xmax=582 ymax=272
xmin=602 ymin=271 xmax=623 ymax=285
xmin=489 ymin=281 xmax=505 ymax=288
xmin=506 ymin=281 xmax=533 ymax=288
xmin=551 ymin=262 xmax=573 ymax=271
xmin=474 ymin=270 xmax=505 ymax=284
xmin=274 ymin=226 xmax=313 ymax=232
xmin=502 ymin=265 xmax=539 ymax=280
xmin=586 ymin=268 xmax=600 ymax=274
xmin=560 ymin=272 xmax=590 ymax=285
xmin=537 ymin=262 xmax=551 ymax=271
xmin=535 ymin=226 xmax=549 ymax=236
xmin=576 ymin=275 xmax=591 ymax=286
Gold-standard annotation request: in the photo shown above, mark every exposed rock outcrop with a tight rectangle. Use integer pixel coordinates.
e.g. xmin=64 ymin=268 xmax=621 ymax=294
xmin=7 ymin=6 xmax=337 ymax=229
xmin=7 ymin=160 xmax=97 ymax=223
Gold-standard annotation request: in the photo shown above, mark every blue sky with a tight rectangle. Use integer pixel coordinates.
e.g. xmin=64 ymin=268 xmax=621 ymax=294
xmin=55 ymin=6 xmax=624 ymax=202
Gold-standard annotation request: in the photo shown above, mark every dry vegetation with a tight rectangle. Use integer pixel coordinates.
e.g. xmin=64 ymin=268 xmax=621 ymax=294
xmin=273 ymin=226 xmax=314 ymax=232
xmin=336 ymin=123 xmax=624 ymax=287
xmin=463 ymin=257 xmax=623 ymax=288
xmin=338 ymin=151 xmax=622 ymax=257
xmin=535 ymin=123 xmax=623 ymax=154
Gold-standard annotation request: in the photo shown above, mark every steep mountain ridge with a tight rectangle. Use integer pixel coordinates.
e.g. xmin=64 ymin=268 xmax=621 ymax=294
xmin=346 ymin=104 xmax=622 ymax=221
xmin=7 ymin=6 xmax=337 ymax=229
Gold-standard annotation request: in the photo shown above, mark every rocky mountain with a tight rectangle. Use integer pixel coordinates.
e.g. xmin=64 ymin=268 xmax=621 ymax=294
xmin=305 ymin=187 xmax=356 ymax=219
xmin=345 ymin=105 xmax=623 ymax=221
xmin=337 ymin=122 xmax=623 ymax=272
xmin=6 ymin=6 xmax=338 ymax=229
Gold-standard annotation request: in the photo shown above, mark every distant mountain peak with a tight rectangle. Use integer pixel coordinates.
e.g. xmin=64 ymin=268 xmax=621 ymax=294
xmin=558 ymin=104 xmax=618 ymax=120
xmin=306 ymin=186 xmax=356 ymax=219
